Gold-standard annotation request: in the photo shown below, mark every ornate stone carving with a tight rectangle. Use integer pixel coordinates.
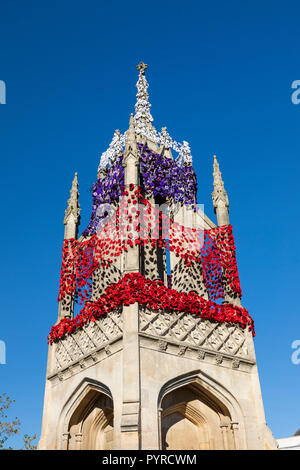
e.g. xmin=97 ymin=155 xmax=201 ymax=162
xmin=58 ymin=372 xmax=64 ymax=381
xmin=54 ymin=309 xmax=123 ymax=372
xmin=215 ymin=354 xmax=223 ymax=365
xmin=158 ymin=340 xmax=168 ymax=351
xmin=91 ymin=352 xmax=98 ymax=362
xmin=139 ymin=307 xmax=251 ymax=360
xmin=232 ymin=359 xmax=240 ymax=369
xmin=197 ymin=349 xmax=206 ymax=360
xmin=178 ymin=346 xmax=187 ymax=356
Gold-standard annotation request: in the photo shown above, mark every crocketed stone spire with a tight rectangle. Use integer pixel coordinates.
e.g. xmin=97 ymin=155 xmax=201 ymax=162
xmin=212 ymin=155 xmax=230 ymax=226
xmin=97 ymin=62 xmax=193 ymax=170
xmin=64 ymin=172 xmax=81 ymax=238
xmin=134 ymin=62 xmax=154 ymax=129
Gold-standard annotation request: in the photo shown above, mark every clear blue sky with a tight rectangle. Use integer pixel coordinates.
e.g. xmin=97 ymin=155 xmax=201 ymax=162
xmin=0 ymin=0 xmax=299 ymax=447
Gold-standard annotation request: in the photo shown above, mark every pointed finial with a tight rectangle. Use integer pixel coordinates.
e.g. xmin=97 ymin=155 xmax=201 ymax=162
xmin=125 ymin=113 xmax=137 ymax=153
xmin=136 ymin=61 xmax=148 ymax=73
xmin=70 ymin=172 xmax=78 ymax=197
xmin=64 ymin=172 xmax=81 ymax=228
xmin=128 ymin=113 xmax=135 ymax=138
xmin=213 ymin=154 xmax=220 ymax=171
xmin=160 ymin=127 xmax=171 ymax=148
xmin=212 ymin=155 xmax=229 ymax=226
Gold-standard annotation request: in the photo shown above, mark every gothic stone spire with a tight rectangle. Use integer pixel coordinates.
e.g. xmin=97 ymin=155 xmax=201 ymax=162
xmin=64 ymin=172 xmax=81 ymax=238
xmin=212 ymin=155 xmax=230 ymax=226
xmin=134 ymin=61 xmax=154 ymax=131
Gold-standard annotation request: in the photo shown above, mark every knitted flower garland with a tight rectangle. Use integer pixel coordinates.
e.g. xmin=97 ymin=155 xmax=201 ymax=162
xmin=82 ymin=155 xmax=125 ymax=237
xmin=138 ymin=143 xmax=197 ymax=205
xmin=58 ymin=185 xmax=241 ymax=305
xmin=49 ymin=272 xmax=254 ymax=344
xmin=83 ymin=143 xmax=198 ymax=236
xmin=51 ymin=183 xmax=251 ymax=344
xmin=53 ymin=142 xmax=249 ymax=345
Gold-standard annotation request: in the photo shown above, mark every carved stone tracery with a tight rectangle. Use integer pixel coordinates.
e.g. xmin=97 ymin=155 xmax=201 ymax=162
xmin=139 ymin=307 xmax=251 ymax=360
xmin=54 ymin=309 xmax=123 ymax=373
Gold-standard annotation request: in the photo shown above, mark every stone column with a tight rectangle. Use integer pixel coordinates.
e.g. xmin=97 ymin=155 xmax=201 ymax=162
xmin=120 ymin=303 xmax=141 ymax=448
xmin=220 ymin=424 xmax=230 ymax=450
xmin=120 ymin=114 xmax=141 ymax=449
xmin=157 ymin=407 xmax=163 ymax=450
xmin=122 ymin=114 xmax=140 ymax=275
xmin=75 ymin=432 xmax=83 ymax=450
xmin=61 ymin=432 xmax=70 ymax=450
xmin=231 ymin=422 xmax=240 ymax=450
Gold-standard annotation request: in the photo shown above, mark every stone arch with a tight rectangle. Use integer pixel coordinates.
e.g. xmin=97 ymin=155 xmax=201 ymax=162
xmin=57 ymin=378 xmax=114 ymax=450
xmin=158 ymin=370 xmax=246 ymax=450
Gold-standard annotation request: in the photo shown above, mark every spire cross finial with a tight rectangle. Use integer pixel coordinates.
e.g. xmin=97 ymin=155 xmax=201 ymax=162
xmin=136 ymin=61 xmax=148 ymax=73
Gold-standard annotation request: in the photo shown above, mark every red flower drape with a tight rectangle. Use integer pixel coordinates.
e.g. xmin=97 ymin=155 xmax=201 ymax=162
xmin=50 ymin=186 xmax=253 ymax=344
xmin=49 ymin=272 xmax=254 ymax=343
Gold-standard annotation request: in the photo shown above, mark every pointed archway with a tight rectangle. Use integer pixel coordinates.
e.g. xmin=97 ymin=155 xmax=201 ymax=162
xmin=58 ymin=380 xmax=114 ymax=450
xmin=158 ymin=371 xmax=245 ymax=450
xmin=67 ymin=388 xmax=113 ymax=449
